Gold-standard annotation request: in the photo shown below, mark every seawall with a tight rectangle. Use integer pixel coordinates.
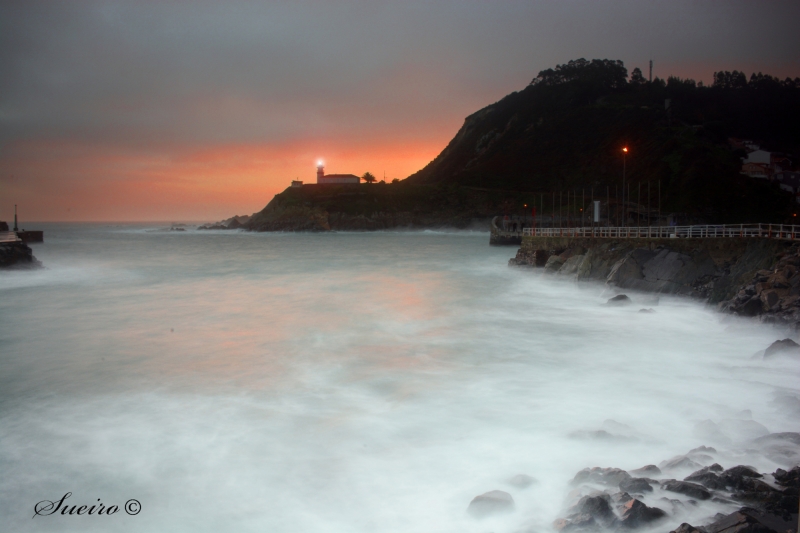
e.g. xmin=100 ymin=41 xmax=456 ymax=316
xmin=510 ymin=236 xmax=800 ymax=325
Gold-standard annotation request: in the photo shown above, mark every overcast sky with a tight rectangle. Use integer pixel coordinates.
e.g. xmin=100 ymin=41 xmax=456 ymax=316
xmin=2 ymin=0 xmax=799 ymax=222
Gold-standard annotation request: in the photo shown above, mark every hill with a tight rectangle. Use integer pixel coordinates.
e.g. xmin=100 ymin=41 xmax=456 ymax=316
xmin=248 ymin=59 xmax=800 ymax=231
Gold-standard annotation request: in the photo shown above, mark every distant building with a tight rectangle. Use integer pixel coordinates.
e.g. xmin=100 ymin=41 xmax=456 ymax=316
xmin=291 ymin=180 xmax=303 ymax=188
xmin=316 ymin=163 xmax=360 ymax=185
xmin=741 ymin=162 xmax=770 ymax=179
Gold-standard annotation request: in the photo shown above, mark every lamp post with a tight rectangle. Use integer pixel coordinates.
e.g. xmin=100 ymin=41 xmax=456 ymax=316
xmin=622 ymin=147 xmax=628 ymax=227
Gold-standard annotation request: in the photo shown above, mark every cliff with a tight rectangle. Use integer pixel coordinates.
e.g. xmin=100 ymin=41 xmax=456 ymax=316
xmin=237 ymin=59 xmax=799 ymax=232
xmin=510 ymin=235 xmax=800 ymax=326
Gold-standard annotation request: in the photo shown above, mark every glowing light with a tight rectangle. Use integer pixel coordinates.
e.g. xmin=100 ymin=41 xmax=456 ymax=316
xmin=317 ymin=160 xmax=324 ymax=167
xmin=623 ymin=147 xmax=628 ymax=153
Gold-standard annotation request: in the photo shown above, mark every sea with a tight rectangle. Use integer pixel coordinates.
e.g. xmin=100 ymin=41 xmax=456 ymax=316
xmin=1 ymin=223 xmax=797 ymax=533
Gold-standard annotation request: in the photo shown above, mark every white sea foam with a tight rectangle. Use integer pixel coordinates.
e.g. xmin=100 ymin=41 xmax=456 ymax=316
xmin=1 ymin=226 xmax=797 ymax=532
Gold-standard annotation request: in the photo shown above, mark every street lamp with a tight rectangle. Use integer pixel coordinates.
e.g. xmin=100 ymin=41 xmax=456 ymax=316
xmin=622 ymin=147 xmax=628 ymax=227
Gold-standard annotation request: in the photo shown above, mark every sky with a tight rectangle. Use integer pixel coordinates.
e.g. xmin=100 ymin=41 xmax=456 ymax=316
xmin=1 ymin=1 xmax=799 ymax=222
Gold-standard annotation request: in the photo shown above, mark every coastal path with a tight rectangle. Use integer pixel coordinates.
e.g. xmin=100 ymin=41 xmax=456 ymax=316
xmin=521 ymin=224 xmax=800 ymax=241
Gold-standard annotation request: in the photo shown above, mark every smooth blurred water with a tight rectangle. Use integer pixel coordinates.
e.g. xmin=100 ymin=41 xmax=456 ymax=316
xmin=1 ymin=224 xmax=797 ymax=533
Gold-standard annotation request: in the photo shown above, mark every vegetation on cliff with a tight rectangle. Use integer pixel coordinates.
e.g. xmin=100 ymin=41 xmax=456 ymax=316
xmin=407 ymin=59 xmax=800 ymax=223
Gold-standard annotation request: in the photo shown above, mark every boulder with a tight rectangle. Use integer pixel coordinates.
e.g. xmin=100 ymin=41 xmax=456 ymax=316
xmin=661 ymin=480 xmax=712 ymax=500
xmin=544 ymin=255 xmax=566 ymax=273
xmin=605 ymin=294 xmax=632 ymax=307
xmin=571 ymin=467 xmax=632 ymax=487
xmin=619 ymin=478 xmax=653 ymax=493
xmin=570 ymin=495 xmax=616 ymax=527
xmin=763 ymin=339 xmax=800 ymax=359
xmin=467 ymin=490 xmax=514 ymax=517
xmin=629 ymin=465 xmax=661 ymax=477
xmin=669 ymin=523 xmax=704 ymax=533
xmin=617 ymin=498 xmax=666 ymax=529
xmin=660 ymin=454 xmax=704 ymax=472
xmin=705 ymin=507 xmax=797 ymax=533
xmin=558 ymin=254 xmax=585 ymax=276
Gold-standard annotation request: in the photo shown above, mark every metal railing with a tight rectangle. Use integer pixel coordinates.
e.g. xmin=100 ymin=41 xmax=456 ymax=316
xmin=0 ymin=231 xmax=22 ymax=243
xmin=521 ymin=224 xmax=800 ymax=240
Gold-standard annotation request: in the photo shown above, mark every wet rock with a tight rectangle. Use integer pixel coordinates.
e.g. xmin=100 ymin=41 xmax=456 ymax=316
xmin=605 ymin=294 xmax=632 ymax=306
xmin=661 ymin=480 xmax=712 ymax=500
xmin=638 ymin=308 xmax=656 ymax=313
xmin=704 ymin=507 xmax=797 ymax=533
xmin=723 ymin=465 xmax=762 ymax=479
xmin=570 ymin=495 xmax=616 ymax=527
xmin=544 ymin=255 xmax=566 ymax=273
xmin=572 ymin=467 xmax=632 ymax=487
xmin=763 ymin=339 xmax=800 ymax=359
xmin=619 ymin=478 xmax=653 ymax=493
xmin=617 ymin=498 xmax=666 ymax=529
xmin=660 ymin=455 xmax=704 ymax=472
xmin=629 ymin=465 xmax=661 ymax=477
xmin=553 ymin=513 xmax=597 ymax=532
xmin=467 ymin=490 xmax=514 ymax=517
xmin=507 ymin=474 xmax=536 ymax=488
xmin=669 ymin=523 xmax=704 ymax=533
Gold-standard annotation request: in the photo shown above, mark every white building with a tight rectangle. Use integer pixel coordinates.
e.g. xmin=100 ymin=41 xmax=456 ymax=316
xmin=316 ymin=163 xmax=360 ymax=185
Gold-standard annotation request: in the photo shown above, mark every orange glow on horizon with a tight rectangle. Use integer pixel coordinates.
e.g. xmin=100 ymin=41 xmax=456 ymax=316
xmin=0 ymin=139 xmax=443 ymax=222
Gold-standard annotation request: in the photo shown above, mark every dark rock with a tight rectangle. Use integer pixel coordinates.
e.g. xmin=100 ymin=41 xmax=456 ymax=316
xmin=763 ymin=339 xmax=800 ymax=359
xmin=467 ymin=490 xmax=514 ymax=517
xmin=739 ymin=297 xmax=765 ymax=317
xmin=661 ymin=480 xmax=712 ymax=500
xmin=572 ymin=467 xmax=632 ymax=487
xmin=605 ymin=294 xmax=632 ymax=306
xmin=507 ymin=474 xmax=536 ymax=488
xmin=669 ymin=523 xmax=704 ymax=533
xmin=619 ymin=478 xmax=653 ymax=493
xmin=638 ymin=308 xmax=656 ymax=313
xmin=705 ymin=507 xmax=797 ymax=533
xmin=723 ymin=465 xmax=763 ymax=479
xmin=661 ymin=455 xmax=704 ymax=472
xmin=0 ymin=242 xmax=42 ymax=268
xmin=630 ymin=465 xmax=661 ymax=476
xmin=617 ymin=498 xmax=666 ymax=529
xmin=773 ymin=465 xmax=800 ymax=488
xmin=553 ymin=513 xmax=597 ymax=532
xmin=570 ymin=495 xmax=616 ymax=526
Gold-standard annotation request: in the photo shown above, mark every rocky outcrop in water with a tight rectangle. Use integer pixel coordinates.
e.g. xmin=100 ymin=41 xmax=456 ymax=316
xmin=717 ymin=242 xmax=800 ymax=326
xmin=0 ymin=242 xmax=42 ymax=269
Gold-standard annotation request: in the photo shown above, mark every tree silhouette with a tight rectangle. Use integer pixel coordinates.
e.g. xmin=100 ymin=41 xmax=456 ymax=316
xmin=361 ymin=172 xmax=376 ymax=183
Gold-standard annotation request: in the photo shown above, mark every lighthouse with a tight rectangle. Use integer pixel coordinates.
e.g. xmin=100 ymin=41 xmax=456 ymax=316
xmin=317 ymin=161 xmax=325 ymax=182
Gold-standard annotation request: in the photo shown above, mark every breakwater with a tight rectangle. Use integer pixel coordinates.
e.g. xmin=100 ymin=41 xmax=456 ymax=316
xmin=510 ymin=235 xmax=800 ymax=325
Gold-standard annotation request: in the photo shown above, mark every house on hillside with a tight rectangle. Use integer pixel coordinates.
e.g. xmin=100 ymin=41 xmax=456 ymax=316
xmin=741 ymin=162 xmax=770 ymax=179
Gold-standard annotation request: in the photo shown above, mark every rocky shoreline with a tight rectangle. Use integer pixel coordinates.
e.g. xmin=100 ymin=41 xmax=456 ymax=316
xmin=467 ymin=433 xmax=799 ymax=533
xmin=509 ymin=236 xmax=800 ymax=328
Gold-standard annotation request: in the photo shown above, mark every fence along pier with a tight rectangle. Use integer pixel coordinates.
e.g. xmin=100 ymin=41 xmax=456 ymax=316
xmin=521 ymin=224 xmax=800 ymax=240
